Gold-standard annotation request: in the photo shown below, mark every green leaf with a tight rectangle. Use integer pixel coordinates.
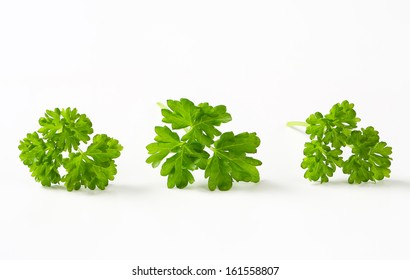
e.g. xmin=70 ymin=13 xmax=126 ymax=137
xmin=18 ymin=132 xmax=62 ymax=186
xmin=342 ymin=127 xmax=392 ymax=184
xmin=306 ymin=100 xmax=360 ymax=149
xmin=160 ymin=142 xmax=209 ymax=189
xmin=162 ymin=98 xmax=232 ymax=147
xmin=205 ymin=132 xmax=262 ymax=191
xmin=38 ymin=108 xmax=93 ymax=152
xmin=301 ymin=140 xmax=343 ymax=183
xmin=161 ymin=98 xmax=198 ymax=129
xmin=62 ymin=134 xmax=123 ymax=191
xmin=181 ymin=102 xmax=232 ymax=147
xmin=146 ymin=126 xmax=182 ymax=168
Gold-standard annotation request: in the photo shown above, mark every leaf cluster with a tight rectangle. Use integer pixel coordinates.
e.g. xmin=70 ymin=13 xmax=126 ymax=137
xmin=146 ymin=98 xmax=262 ymax=191
xmin=19 ymin=108 xmax=123 ymax=191
xmin=301 ymin=100 xmax=392 ymax=183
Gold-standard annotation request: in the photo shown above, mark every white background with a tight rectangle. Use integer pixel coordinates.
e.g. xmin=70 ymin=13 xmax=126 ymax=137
xmin=1 ymin=0 xmax=409 ymax=261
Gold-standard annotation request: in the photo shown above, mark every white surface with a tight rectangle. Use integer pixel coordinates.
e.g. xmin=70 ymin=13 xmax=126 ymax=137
xmin=1 ymin=0 xmax=409 ymax=260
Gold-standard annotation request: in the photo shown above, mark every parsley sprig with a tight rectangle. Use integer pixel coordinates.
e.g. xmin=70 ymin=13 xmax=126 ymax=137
xmin=19 ymin=108 xmax=123 ymax=191
xmin=288 ymin=100 xmax=392 ymax=184
xmin=147 ymin=98 xmax=262 ymax=191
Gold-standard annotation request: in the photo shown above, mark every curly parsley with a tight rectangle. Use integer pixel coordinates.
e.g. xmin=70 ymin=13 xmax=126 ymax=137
xmin=19 ymin=108 xmax=123 ymax=191
xmin=288 ymin=100 xmax=392 ymax=184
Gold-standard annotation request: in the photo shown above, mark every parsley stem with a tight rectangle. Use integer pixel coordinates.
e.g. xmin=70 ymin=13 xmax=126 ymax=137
xmin=78 ymin=148 xmax=93 ymax=163
xmin=156 ymin=102 xmax=168 ymax=110
xmin=286 ymin=121 xmax=309 ymax=127
xmin=78 ymin=148 xmax=86 ymax=157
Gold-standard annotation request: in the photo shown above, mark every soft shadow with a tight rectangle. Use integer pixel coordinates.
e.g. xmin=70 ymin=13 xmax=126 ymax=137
xmin=104 ymin=184 xmax=151 ymax=196
xmin=311 ymin=179 xmax=410 ymax=189
xmin=43 ymin=183 xmax=148 ymax=196
xmin=183 ymin=179 xmax=280 ymax=193
xmin=373 ymin=179 xmax=410 ymax=188
xmin=43 ymin=184 xmax=67 ymax=191
xmin=287 ymin=126 xmax=306 ymax=135
xmin=182 ymin=183 xmax=211 ymax=193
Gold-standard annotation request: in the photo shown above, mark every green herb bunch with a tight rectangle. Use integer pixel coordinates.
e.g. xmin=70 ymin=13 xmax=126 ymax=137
xmin=19 ymin=108 xmax=123 ymax=191
xmin=146 ymin=98 xmax=262 ymax=191
xmin=288 ymin=100 xmax=392 ymax=184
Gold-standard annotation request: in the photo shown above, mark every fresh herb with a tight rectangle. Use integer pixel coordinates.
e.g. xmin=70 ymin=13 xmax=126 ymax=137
xmin=287 ymin=100 xmax=392 ymax=184
xmin=146 ymin=98 xmax=262 ymax=191
xmin=19 ymin=108 xmax=123 ymax=191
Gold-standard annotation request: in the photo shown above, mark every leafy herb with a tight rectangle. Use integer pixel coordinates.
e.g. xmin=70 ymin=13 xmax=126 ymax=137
xmin=19 ymin=108 xmax=123 ymax=191
xmin=288 ymin=100 xmax=392 ymax=184
xmin=147 ymin=98 xmax=262 ymax=191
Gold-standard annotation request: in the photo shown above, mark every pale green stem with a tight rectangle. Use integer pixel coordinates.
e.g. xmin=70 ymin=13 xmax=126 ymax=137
xmin=77 ymin=148 xmax=94 ymax=164
xmin=78 ymin=148 xmax=87 ymax=158
xmin=156 ymin=102 xmax=168 ymax=110
xmin=286 ymin=121 xmax=309 ymax=127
